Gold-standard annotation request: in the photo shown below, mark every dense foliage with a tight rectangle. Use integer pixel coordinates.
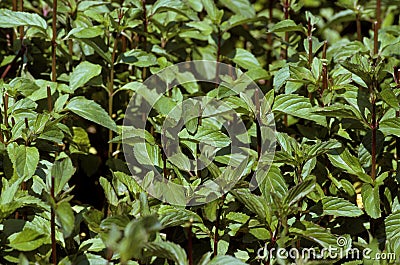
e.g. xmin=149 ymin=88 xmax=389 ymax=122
xmin=0 ymin=0 xmax=400 ymax=264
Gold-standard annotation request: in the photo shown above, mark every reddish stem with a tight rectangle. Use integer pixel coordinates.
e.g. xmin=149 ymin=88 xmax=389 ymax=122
xmin=373 ymin=21 xmax=378 ymax=55
xmin=356 ymin=12 xmax=362 ymax=41
xmin=51 ymin=0 xmax=57 ymax=82
xmin=371 ymin=96 xmax=376 ymax=181
xmin=266 ymin=0 xmax=274 ymax=89
xmin=255 ymin=89 xmax=261 ymax=159
xmin=47 ymin=86 xmax=52 ymax=112
xmin=376 ymin=0 xmax=381 ymax=30
xmin=281 ymin=0 xmax=290 ymax=60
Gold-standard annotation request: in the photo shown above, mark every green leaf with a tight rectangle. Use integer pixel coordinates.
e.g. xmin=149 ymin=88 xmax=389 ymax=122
xmin=0 ymin=178 xmax=22 ymax=205
xmin=7 ymin=144 xmax=39 ymax=180
xmin=325 ymin=9 xmax=356 ymax=27
xmin=69 ymin=61 xmax=102 ymax=91
xmin=208 ymin=255 xmax=247 ymax=265
xmin=79 ymin=238 xmax=106 ymax=252
xmin=203 ymin=200 xmax=218 ymax=222
xmin=151 ymin=0 xmax=184 ymax=15
xmin=118 ymin=50 xmax=158 ymax=67
xmin=232 ymin=48 xmax=261 ymax=70
xmin=144 ymin=241 xmax=188 ymax=265
xmin=340 ymin=55 xmax=373 ymax=86
xmin=313 ymin=104 xmax=363 ymax=120
xmin=289 ymin=65 xmax=315 ymax=83
xmin=361 ymin=183 xmax=381 ymax=219
xmin=193 ymin=127 xmax=231 ymax=148
xmin=273 ymin=66 xmax=290 ymax=91
xmin=304 ymin=140 xmax=341 ymax=160
xmin=52 ymin=157 xmax=75 ymax=196
xmin=99 ymin=177 xmax=119 ymax=207
xmin=0 ymin=9 xmax=47 ymax=31
xmin=100 ymin=215 xmax=130 ymax=231
xmin=321 ymin=196 xmax=363 ymax=217
xmin=246 ymin=68 xmax=270 ymax=81
xmin=72 ymin=253 xmax=108 ymax=264
xmin=8 ymin=228 xmax=48 ymax=251
xmin=273 ymin=94 xmax=327 ymax=126
xmin=269 ymin=19 xmax=304 ymax=33
xmin=259 ymin=165 xmax=288 ymax=203
xmin=65 ymin=96 xmax=117 ymax=132
xmin=202 ymin=0 xmax=223 ymax=22
xmin=231 ymin=189 xmax=267 ymax=223
xmin=158 ymin=205 xmax=202 ymax=228
xmin=219 ymin=0 xmax=255 ymax=18
xmin=385 ymin=211 xmax=400 ymax=255
xmin=80 ymin=39 xmax=112 ymax=64
xmin=66 ymin=26 xmax=104 ymax=39
xmin=112 ymin=171 xmax=142 ymax=196
xmin=290 ymin=221 xmax=346 ymax=249
xmin=327 ymin=149 xmax=372 ymax=183
xmin=380 ymin=88 xmax=400 ymax=110
xmin=284 ymin=176 xmax=316 ymax=206
xmin=56 ymin=201 xmax=75 ymax=237
xmin=380 ymin=118 xmax=400 ymax=137
xmin=83 ymin=208 xmax=104 ymax=233
xmin=119 ymin=215 xmax=162 ymax=262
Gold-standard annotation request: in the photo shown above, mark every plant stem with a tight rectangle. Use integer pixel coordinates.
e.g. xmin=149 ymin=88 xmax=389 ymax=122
xmin=322 ymin=40 xmax=327 ymax=59
xmin=215 ymin=28 xmax=222 ymax=86
xmin=106 ymin=248 xmax=113 ymax=265
xmin=51 ymin=0 xmax=57 ymax=82
xmin=19 ymin=0 xmax=24 ymax=40
xmin=376 ymin=0 xmax=381 ymax=30
xmin=196 ymin=102 xmax=204 ymax=178
xmin=370 ymin=21 xmax=379 ymax=181
xmin=1 ymin=44 xmax=26 ymax=79
xmin=356 ymin=12 xmax=362 ymax=41
xmin=187 ymin=222 xmax=193 ymax=265
xmin=2 ymin=94 xmax=10 ymax=141
xmin=373 ymin=21 xmax=378 ymax=55
xmin=3 ymin=94 xmax=8 ymax=130
xmin=213 ymin=195 xmax=225 ymax=257
xmin=47 ymin=85 xmax=53 ymax=112
xmin=320 ymin=41 xmax=328 ymax=106
xmin=321 ymin=63 xmax=327 ymax=106
xmin=51 ymin=175 xmax=57 ymax=265
xmin=397 ymin=110 xmax=400 ymax=171
xmin=255 ymin=89 xmax=261 ymax=159
xmin=0 ymin=125 xmax=3 ymax=144
xmin=307 ymin=18 xmax=313 ymax=66
xmin=50 ymin=2 xmax=58 ymax=262
xmin=266 ymin=221 xmax=282 ymax=265
xmin=280 ymin=0 xmax=289 ymax=60
xmin=162 ymin=128 xmax=168 ymax=179
xmin=394 ymin=67 xmax=400 ymax=181
xmin=142 ymin=0 xmax=148 ymax=80
xmin=281 ymin=0 xmax=289 ymax=127
xmin=108 ymin=38 xmax=118 ymax=157
xmin=371 ymin=95 xmax=377 ymax=181
xmin=266 ymin=0 xmax=274 ymax=89
xmin=66 ymin=15 xmax=73 ymax=72
xmin=108 ymin=11 xmax=123 ymax=158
